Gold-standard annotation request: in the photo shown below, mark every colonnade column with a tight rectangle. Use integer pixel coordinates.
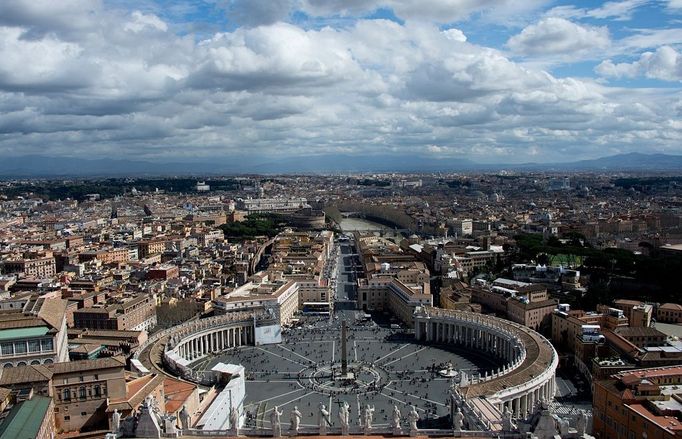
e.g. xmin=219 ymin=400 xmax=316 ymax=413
xmin=526 ymin=392 xmax=535 ymax=411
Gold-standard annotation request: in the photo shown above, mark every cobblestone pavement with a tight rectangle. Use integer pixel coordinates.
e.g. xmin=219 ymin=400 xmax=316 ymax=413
xmin=194 ymin=313 xmax=500 ymax=429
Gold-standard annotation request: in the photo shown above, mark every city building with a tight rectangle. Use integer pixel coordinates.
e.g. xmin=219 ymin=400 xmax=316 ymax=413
xmin=657 ymin=303 xmax=682 ymax=323
xmin=593 ymin=365 xmax=682 ymax=439
xmin=73 ymin=294 xmax=157 ymax=332
xmin=213 ymin=279 xmax=300 ymax=327
xmin=471 ymin=279 xmax=558 ymax=330
xmin=0 ymin=356 xmax=127 ymax=434
xmin=235 ymin=197 xmax=309 ymax=214
xmin=0 ymin=395 xmax=54 ymax=439
xmin=1 ymin=257 xmax=56 ymax=278
xmin=357 ymin=277 xmax=432 ymax=326
xmin=0 ymin=296 xmax=69 ymax=367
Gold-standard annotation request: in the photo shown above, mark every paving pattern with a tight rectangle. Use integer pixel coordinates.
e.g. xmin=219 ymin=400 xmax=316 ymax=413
xmin=192 ymin=313 xmax=500 ymax=429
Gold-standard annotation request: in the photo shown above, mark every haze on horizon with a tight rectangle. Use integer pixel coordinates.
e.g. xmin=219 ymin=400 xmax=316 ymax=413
xmin=1 ymin=0 xmax=681 ymax=165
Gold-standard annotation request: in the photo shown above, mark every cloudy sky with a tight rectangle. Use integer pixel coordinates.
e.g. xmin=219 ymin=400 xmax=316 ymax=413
xmin=1 ymin=0 xmax=681 ymax=164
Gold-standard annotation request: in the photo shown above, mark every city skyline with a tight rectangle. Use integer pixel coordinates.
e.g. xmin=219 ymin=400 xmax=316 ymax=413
xmin=1 ymin=0 xmax=682 ymax=165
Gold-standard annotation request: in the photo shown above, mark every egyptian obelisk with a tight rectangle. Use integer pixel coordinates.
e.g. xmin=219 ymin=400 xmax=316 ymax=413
xmin=341 ymin=320 xmax=348 ymax=375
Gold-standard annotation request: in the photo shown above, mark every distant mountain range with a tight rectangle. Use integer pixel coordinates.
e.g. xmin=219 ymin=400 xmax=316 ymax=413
xmin=1 ymin=152 xmax=681 ymax=177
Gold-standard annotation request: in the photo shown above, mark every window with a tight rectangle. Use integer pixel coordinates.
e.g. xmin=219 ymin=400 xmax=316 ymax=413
xmin=94 ymin=385 xmax=101 ymax=397
xmin=79 ymin=387 xmax=86 ymax=399
xmin=64 ymin=416 xmax=70 ymax=421
xmin=63 ymin=389 xmax=71 ymax=401
xmin=1 ymin=343 xmax=13 ymax=356
xmin=81 ymin=412 xmax=87 ymax=416
xmin=41 ymin=339 xmax=53 ymax=351
xmin=27 ymin=340 xmax=40 ymax=352
xmin=14 ymin=342 xmax=26 ymax=354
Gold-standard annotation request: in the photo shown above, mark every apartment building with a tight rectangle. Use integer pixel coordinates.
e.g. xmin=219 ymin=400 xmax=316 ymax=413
xmin=471 ymin=279 xmax=557 ymax=330
xmin=612 ymin=299 xmax=654 ymax=327
xmin=357 ymin=276 xmax=433 ymax=327
xmin=137 ymin=240 xmax=166 ymax=259
xmin=1 ymin=257 xmax=56 ymax=278
xmin=73 ymin=294 xmax=157 ymax=332
xmin=213 ymin=279 xmax=300 ymax=326
xmin=0 ymin=296 xmax=69 ymax=367
xmin=78 ymin=248 xmax=129 ymax=264
xmin=0 ymin=356 xmax=127 ymax=434
xmin=657 ymin=303 xmax=682 ymax=323
xmin=594 ymin=366 xmax=682 ymax=439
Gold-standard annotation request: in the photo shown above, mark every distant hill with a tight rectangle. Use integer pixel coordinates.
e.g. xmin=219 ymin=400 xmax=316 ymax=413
xmin=1 ymin=152 xmax=681 ymax=177
xmin=0 ymin=155 xmax=242 ymax=177
xmin=250 ymin=154 xmax=480 ymax=173
xmin=553 ymin=153 xmax=682 ymax=171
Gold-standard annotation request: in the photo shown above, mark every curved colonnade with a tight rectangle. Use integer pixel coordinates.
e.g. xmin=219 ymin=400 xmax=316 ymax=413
xmin=162 ymin=312 xmax=256 ymax=377
xmin=135 ymin=306 xmax=557 ymax=424
xmin=414 ymin=306 xmax=558 ymax=419
xmin=134 ymin=312 xmax=262 ymax=384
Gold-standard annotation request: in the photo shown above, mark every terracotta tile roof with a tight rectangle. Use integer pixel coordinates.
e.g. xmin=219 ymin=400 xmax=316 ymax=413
xmin=615 ymin=327 xmax=666 ymax=338
xmin=603 ymin=329 xmax=641 ymax=357
xmin=660 ymin=303 xmax=682 ymax=311
xmin=0 ymin=317 xmax=48 ymax=330
xmin=164 ymin=377 xmax=196 ymax=414
xmin=47 ymin=356 xmax=125 ymax=375
xmin=614 ymin=299 xmax=644 ymax=306
xmin=36 ymin=298 xmax=67 ymax=330
xmin=617 ymin=365 xmax=682 ymax=381
xmin=0 ymin=365 xmax=52 ymax=385
xmin=126 ymin=375 xmax=155 ymax=399
xmin=108 ymin=373 xmax=164 ymax=413
xmin=628 ymin=403 xmax=682 ymax=432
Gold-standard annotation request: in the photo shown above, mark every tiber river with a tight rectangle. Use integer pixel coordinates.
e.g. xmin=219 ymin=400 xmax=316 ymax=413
xmin=339 ymin=217 xmax=395 ymax=232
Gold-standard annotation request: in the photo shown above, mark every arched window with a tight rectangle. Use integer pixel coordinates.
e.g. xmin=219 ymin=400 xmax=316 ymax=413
xmin=94 ymin=385 xmax=101 ymax=397
xmin=79 ymin=387 xmax=86 ymax=399
xmin=63 ymin=389 xmax=71 ymax=401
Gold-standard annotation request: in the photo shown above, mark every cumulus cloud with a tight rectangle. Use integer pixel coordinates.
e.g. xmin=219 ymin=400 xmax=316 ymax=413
xmin=301 ymin=0 xmax=546 ymax=23
xmin=668 ymin=0 xmax=682 ymax=11
xmin=596 ymin=46 xmax=682 ymax=81
xmin=619 ymin=28 xmax=682 ymax=51
xmin=589 ymin=0 xmax=649 ymax=20
xmin=506 ymin=17 xmax=610 ymax=56
xmin=124 ymin=11 xmax=168 ymax=33
xmin=0 ymin=0 xmax=679 ymax=163
xmin=545 ymin=0 xmax=648 ymax=21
